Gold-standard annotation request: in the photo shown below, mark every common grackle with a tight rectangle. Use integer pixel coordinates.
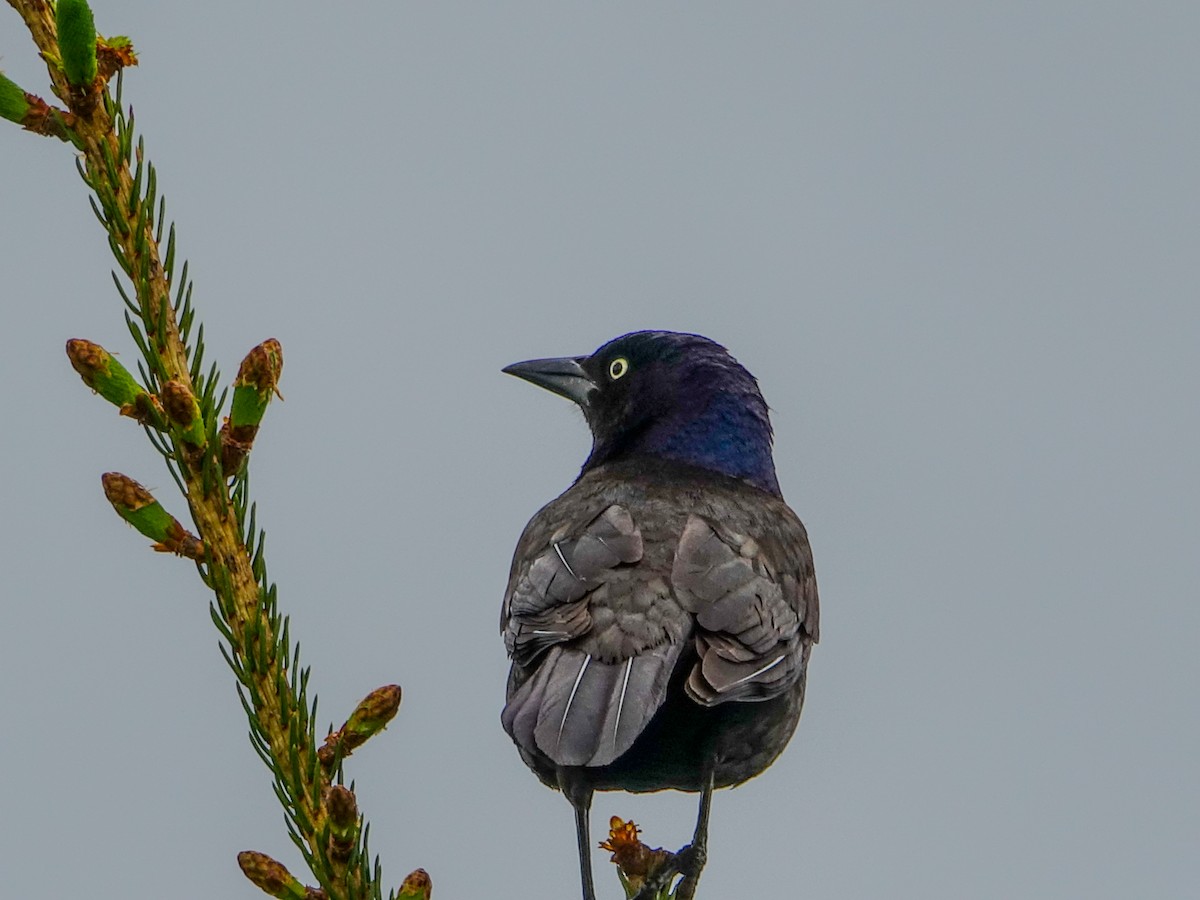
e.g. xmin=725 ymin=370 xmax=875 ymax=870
xmin=501 ymin=331 xmax=818 ymax=900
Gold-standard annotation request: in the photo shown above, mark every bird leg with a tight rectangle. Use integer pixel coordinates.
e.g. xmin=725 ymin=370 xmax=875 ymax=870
xmin=562 ymin=774 xmax=597 ymax=900
xmin=574 ymin=798 xmax=597 ymax=900
xmin=631 ymin=771 xmax=714 ymax=900
xmin=675 ymin=771 xmax=714 ymax=900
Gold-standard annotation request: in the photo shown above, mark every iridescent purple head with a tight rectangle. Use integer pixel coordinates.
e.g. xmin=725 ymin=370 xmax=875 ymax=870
xmin=504 ymin=330 xmax=781 ymax=495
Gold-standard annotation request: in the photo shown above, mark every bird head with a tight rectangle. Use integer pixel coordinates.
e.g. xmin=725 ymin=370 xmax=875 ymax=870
xmin=503 ymin=330 xmax=781 ymax=495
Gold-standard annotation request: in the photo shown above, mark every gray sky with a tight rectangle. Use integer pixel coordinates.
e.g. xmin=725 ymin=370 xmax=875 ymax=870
xmin=2 ymin=2 xmax=1197 ymax=898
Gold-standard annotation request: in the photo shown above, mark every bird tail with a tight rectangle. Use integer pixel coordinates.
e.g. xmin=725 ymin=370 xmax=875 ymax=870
xmin=502 ymin=642 xmax=684 ymax=768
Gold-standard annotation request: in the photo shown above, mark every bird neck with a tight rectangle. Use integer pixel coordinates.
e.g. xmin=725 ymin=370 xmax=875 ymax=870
xmin=586 ymin=392 xmax=782 ymax=496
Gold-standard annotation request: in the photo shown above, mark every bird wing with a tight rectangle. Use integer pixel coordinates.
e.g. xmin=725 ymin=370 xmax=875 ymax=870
xmin=672 ymin=513 xmax=818 ymax=706
xmin=502 ymin=504 xmax=641 ymax=663
xmin=501 ymin=504 xmax=687 ymax=768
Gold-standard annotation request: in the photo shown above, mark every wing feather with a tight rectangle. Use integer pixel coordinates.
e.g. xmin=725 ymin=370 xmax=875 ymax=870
xmin=502 ymin=505 xmax=643 ymax=665
xmin=502 ymin=504 xmax=685 ymax=767
xmin=673 ymin=514 xmax=816 ymax=705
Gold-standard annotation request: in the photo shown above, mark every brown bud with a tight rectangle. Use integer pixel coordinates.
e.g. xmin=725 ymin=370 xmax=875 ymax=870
xmin=161 ymin=379 xmax=199 ymax=428
xmin=101 ymin=472 xmax=205 ymax=560
xmin=325 ymin=784 xmax=359 ymax=831
xmin=101 ymin=471 xmax=155 ymax=510
xmin=318 ymin=685 xmax=402 ymax=768
xmin=219 ymin=339 xmax=284 ymax=476
xmin=237 ymin=850 xmax=307 ymax=900
xmin=397 ymin=868 xmax=432 ymax=900
xmin=343 ymin=684 xmax=403 ymax=745
xmin=235 ymin=338 xmax=284 ymax=395
xmin=67 ymin=339 xmax=162 ymax=424
xmin=66 ymin=338 xmax=106 ymax=378
xmin=325 ymin=784 xmax=359 ymax=863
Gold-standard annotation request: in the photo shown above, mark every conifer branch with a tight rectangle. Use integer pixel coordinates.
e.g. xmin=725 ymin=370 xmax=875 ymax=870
xmin=3 ymin=3 xmax=422 ymax=898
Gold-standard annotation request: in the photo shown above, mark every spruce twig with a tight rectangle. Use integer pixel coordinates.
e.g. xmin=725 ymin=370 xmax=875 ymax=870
xmin=3 ymin=3 xmax=424 ymax=898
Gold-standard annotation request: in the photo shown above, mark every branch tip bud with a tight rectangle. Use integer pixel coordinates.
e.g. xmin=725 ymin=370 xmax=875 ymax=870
xmin=66 ymin=339 xmax=162 ymax=425
xmin=3 ymin=87 xmax=77 ymax=143
xmin=396 ymin=869 xmax=432 ymax=900
xmin=55 ymin=0 xmax=99 ymax=87
xmin=345 ymin=684 xmax=403 ymax=739
xmin=318 ymin=685 xmax=402 ymax=766
xmin=220 ymin=339 xmax=284 ymax=475
xmin=100 ymin=472 xmax=205 ymax=560
xmin=236 ymin=851 xmax=309 ymax=900
xmin=0 ymin=72 xmax=31 ymax=124
xmin=234 ymin=338 xmax=284 ymax=399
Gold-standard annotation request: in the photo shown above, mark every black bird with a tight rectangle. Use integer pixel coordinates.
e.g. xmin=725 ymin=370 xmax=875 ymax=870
xmin=500 ymin=331 xmax=818 ymax=900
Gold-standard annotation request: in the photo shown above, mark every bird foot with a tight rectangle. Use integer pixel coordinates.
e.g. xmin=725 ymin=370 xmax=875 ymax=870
xmin=630 ymin=842 xmax=707 ymax=900
xmin=672 ymin=842 xmax=708 ymax=900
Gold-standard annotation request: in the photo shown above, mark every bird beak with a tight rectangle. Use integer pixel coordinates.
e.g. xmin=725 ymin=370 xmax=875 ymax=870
xmin=502 ymin=356 xmax=596 ymax=407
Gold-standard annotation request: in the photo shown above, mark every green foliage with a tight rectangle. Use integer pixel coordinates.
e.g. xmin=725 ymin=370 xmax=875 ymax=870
xmin=55 ymin=0 xmax=98 ymax=86
xmin=72 ymin=74 xmax=394 ymax=900
xmin=3 ymin=5 xmax=427 ymax=897
xmin=0 ymin=71 xmax=30 ymax=123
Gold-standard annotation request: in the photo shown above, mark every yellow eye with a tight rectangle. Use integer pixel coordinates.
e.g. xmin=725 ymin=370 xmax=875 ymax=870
xmin=608 ymin=357 xmax=630 ymax=380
